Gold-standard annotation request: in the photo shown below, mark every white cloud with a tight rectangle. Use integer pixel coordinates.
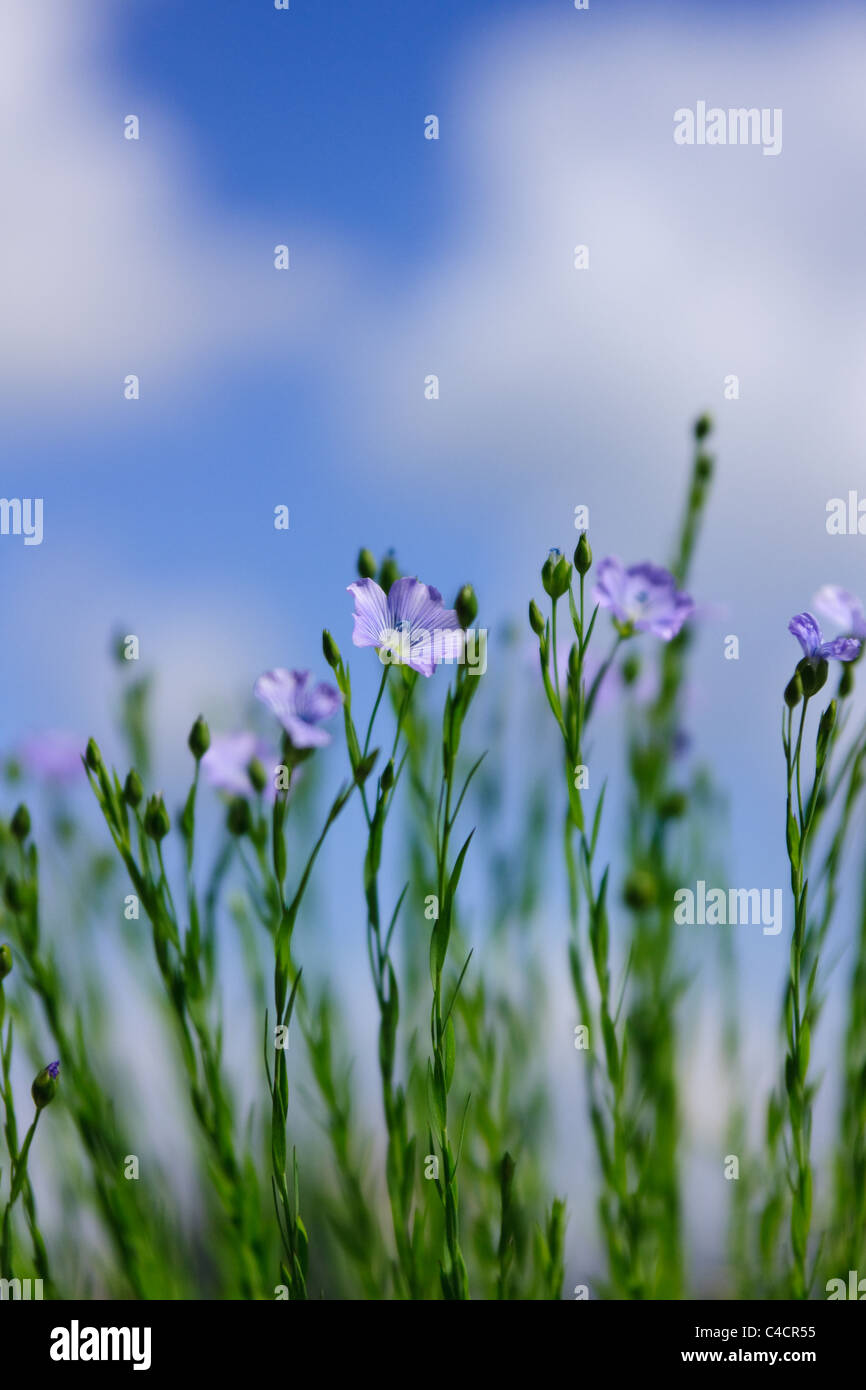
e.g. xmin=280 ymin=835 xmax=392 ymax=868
xmin=0 ymin=0 xmax=344 ymax=405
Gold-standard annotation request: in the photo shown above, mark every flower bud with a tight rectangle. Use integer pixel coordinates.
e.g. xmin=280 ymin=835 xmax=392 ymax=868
xmin=0 ymin=944 xmax=12 ymax=981
xmin=247 ymin=758 xmax=267 ymax=794
xmin=839 ymin=663 xmax=855 ymax=699
xmin=797 ymin=656 xmax=828 ymax=698
xmin=567 ymin=644 xmax=580 ymax=686
xmin=695 ymin=454 xmax=713 ymax=483
xmin=144 ymin=795 xmax=170 ymax=842
xmin=3 ymin=876 xmax=24 ymax=914
xmin=226 ymin=796 xmax=252 ymax=837
xmin=188 ymin=715 xmax=211 ymax=761
xmin=573 ymin=532 xmax=592 ymax=576
xmin=552 ymin=552 xmax=573 ymax=599
xmin=379 ymin=552 xmax=399 ymax=594
xmin=622 ymin=653 xmax=641 ymax=687
xmin=623 ymin=868 xmax=658 ymax=911
xmin=85 ymin=737 xmax=103 ymax=772
xmin=322 ymin=629 xmax=341 ymax=670
xmin=455 ymin=584 xmax=478 ymax=629
xmin=380 ymin=759 xmax=395 ymax=793
xmin=529 ymin=600 xmax=545 ymax=638
xmin=355 ymin=750 xmax=379 ymax=784
xmin=817 ymin=700 xmax=837 ymax=766
xmin=357 ymin=548 xmax=378 ymax=580
xmin=124 ymin=769 xmax=144 ymax=807
xmin=10 ymin=803 xmax=30 ymax=842
xmin=784 ymin=672 xmax=803 ymax=709
xmin=658 ymin=790 xmax=687 ymax=820
xmin=694 ymin=413 xmax=713 ymax=441
xmin=32 ymin=1060 xmax=60 ymax=1110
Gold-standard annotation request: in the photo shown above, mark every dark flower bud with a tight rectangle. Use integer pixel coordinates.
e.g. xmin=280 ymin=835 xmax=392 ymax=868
xmin=10 ymin=804 xmax=30 ymax=842
xmin=355 ymin=750 xmax=379 ymax=783
xmin=226 ymin=796 xmax=252 ymax=837
xmin=573 ymin=532 xmax=592 ymax=576
xmin=623 ymin=868 xmax=658 ymax=911
xmin=357 ymin=548 xmax=378 ymax=580
xmin=144 ymin=795 xmax=170 ymax=842
xmin=529 ymin=600 xmax=545 ymax=637
xmin=85 ymin=737 xmax=103 ymax=772
xmin=124 ymin=769 xmax=144 ymax=807
xmin=695 ymin=454 xmax=713 ymax=482
xmin=542 ymin=549 xmax=571 ymax=599
xmin=3 ymin=876 xmax=24 ymax=914
xmin=247 ymin=758 xmax=267 ymax=794
xmin=32 ymin=1060 xmax=60 ymax=1110
xmin=455 ymin=584 xmax=478 ymax=629
xmin=658 ymin=790 xmax=687 ymax=820
xmin=322 ymin=629 xmax=341 ymax=670
xmin=188 ymin=715 xmax=211 ymax=761
xmin=622 ymin=653 xmax=641 ymax=687
xmin=379 ymin=552 xmax=399 ymax=594
xmin=797 ymin=656 xmax=828 ymax=698
xmin=784 ymin=672 xmax=803 ymax=709
xmin=817 ymin=700 xmax=837 ymax=767
xmin=0 ymin=944 xmax=12 ymax=981
xmin=694 ymin=413 xmax=713 ymax=441
xmin=380 ymin=759 xmax=395 ymax=793
xmin=839 ymin=663 xmax=855 ymax=699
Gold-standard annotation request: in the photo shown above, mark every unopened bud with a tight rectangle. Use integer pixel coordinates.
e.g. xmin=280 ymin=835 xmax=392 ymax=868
xmin=124 ymin=770 xmax=144 ymax=807
xmin=694 ymin=413 xmax=713 ymax=441
xmin=623 ymin=868 xmax=658 ymax=912
xmin=188 ymin=715 xmax=211 ymax=761
xmin=248 ymin=758 xmax=267 ymax=794
xmin=32 ymin=1060 xmax=60 ymax=1110
xmin=10 ymin=804 xmax=30 ymax=842
xmin=322 ymin=629 xmax=341 ymax=670
xmin=144 ymin=795 xmax=170 ymax=842
xmin=455 ymin=584 xmax=478 ymax=629
xmin=573 ymin=532 xmax=592 ymax=576
xmin=380 ymin=759 xmax=395 ymax=793
xmin=0 ymin=944 xmax=12 ymax=981
xmin=3 ymin=876 xmax=24 ymax=914
xmin=85 ymin=738 xmax=103 ymax=772
xmin=227 ymin=797 xmax=252 ymax=837
xmin=784 ymin=672 xmax=803 ymax=709
xmin=379 ymin=553 xmax=399 ymax=594
xmin=355 ymin=750 xmax=379 ymax=783
xmin=529 ymin=600 xmax=545 ymax=638
xmin=357 ymin=548 xmax=378 ymax=580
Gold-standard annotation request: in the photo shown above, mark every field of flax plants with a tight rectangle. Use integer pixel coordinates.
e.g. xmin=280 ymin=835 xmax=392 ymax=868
xmin=2 ymin=416 xmax=866 ymax=1303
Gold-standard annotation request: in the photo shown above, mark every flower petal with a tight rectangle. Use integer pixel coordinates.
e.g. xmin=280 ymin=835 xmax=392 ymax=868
xmin=347 ymin=578 xmax=391 ymax=648
xmin=788 ymin=612 xmax=821 ymax=659
xmin=819 ymin=637 xmax=862 ymax=662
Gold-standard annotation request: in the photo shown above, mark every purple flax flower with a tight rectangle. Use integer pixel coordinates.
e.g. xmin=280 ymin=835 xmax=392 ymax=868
xmin=347 ymin=576 xmax=464 ymax=676
xmin=254 ymin=669 xmax=341 ymax=748
xmin=788 ymin=613 xmax=860 ymax=663
xmin=18 ymin=731 xmax=84 ymax=784
xmin=813 ymin=586 xmax=866 ymax=640
xmin=593 ymin=558 xmax=694 ymax=640
xmin=202 ymin=733 xmax=281 ymax=801
xmin=46 ymin=1060 xmax=60 ymax=1079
